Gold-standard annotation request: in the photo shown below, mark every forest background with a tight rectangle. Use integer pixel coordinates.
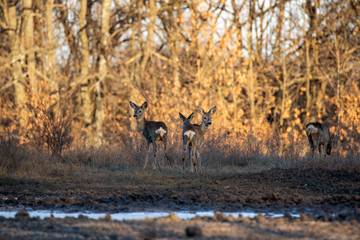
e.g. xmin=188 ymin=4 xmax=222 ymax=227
xmin=0 ymin=0 xmax=359 ymax=172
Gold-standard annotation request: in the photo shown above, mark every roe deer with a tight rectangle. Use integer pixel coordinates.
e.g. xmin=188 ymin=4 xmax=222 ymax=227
xmin=129 ymin=101 xmax=171 ymax=171
xmin=305 ymin=122 xmax=334 ymax=158
xmin=179 ymin=112 xmax=194 ymax=173
xmin=179 ymin=106 xmax=216 ymax=174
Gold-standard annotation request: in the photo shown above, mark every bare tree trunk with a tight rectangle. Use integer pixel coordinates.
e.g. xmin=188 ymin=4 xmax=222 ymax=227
xmin=129 ymin=21 xmax=139 ymax=133
xmin=8 ymin=3 xmax=27 ymax=129
xmin=58 ymin=8 xmax=80 ymax=75
xmin=304 ymin=0 xmax=318 ymax=122
xmin=255 ymin=2 xmax=264 ymax=64
xmin=172 ymin=31 xmax=180 ymax=96
xmin=45 ymin=0 xmax=59 ymax=114
xmin=130 ymin=21 xmax=137 ymax=88
xmin=274 ymin=0 xmax=286 ymax=128
xmin=316 ymin=79 xmax=327 ymax=119
xmin=79 ymin=0 xmax=93 ymax=145
xmin=231 ymin=0 xmax=244 ymax=59
xmin=34 ymin=0 xmax=45 ymax=75
xmin=93 ymin=0 xmax=111 ymax=145
xmin=231 ymin=0 xmax=244 ymax=116
xmin=170 ymin=6 xmax=181 ymax=95
xmin=280 ymin=57 xmax=287 ymax=127
xmin=247 ymin=0 xmax=255 ymax=126
xmin=274 ymin=0 xmax=285 ymax=63
xmin=334 ymin=32 xmax=341 ymax=156
xmin=23 ymin=0 xmax=37 ymax=95
xmin=140 ymin=0 xmax=157 ymax=73
xmin=132 ymin=0 xmax=143 ymax=93
xmin=311 ymin=0 xmax=323 ymax=118
xmin=305 ymin=38 xmax=311 ymax=121
xmin=313 ymin=0 xmax=319 ymax=67
xmin=137 ymin=0 xmax=143 ymax=51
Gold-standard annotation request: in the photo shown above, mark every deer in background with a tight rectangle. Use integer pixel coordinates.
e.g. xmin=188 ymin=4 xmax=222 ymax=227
xmin=129 ymin=101 xmax=171 ymax=171
xmin=305 ymin=122 xmax=335 ymax=158
xmin=179 ymin=106 xmax=216 ymax=174
xmin=179 ymin=112 xmax=194 ymax=173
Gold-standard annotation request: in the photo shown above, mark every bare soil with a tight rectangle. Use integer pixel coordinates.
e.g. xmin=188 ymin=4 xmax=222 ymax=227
xmin=1 ymin=168 xmax=360 ymax=239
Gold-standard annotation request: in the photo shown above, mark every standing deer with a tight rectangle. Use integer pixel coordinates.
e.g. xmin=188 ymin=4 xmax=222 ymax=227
xmin=305 ymin=122 xmax=334 ymax=158
xmin=129 ymin=101 xmax=171 ymax=171
xmin=179 ymin=112 xmax=194 ymax=173
xmin=179 ymin=106 xmax=216 ymax=174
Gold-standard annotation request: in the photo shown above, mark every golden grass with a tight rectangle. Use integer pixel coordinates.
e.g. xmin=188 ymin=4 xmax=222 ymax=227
xmin=1 ymin=127 xmax=359 ymax=187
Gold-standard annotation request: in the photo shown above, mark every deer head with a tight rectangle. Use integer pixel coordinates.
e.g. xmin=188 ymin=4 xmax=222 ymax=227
xmin=129 ymin=101 xmax=147 ymax=122
xmin=197 ymin=106 xmax=216 ymax=127
xmin=179 ymin=112 xmax=194 ymax=126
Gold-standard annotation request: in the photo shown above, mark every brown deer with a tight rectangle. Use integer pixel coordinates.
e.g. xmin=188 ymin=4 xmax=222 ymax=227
xmin=129 ymin=101 xmax=171 ymax=171
xmin=179 ymin=112 xmax=194 ymax=173
xmin=305 ymin=122 xmax=334 ymax=158
xmin=179 ymin=106 xmax=216 ymax=174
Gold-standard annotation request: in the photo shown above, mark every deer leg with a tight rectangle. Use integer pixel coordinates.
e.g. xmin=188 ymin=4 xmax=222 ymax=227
xmin=196 ymin=148 xmax=201 ymax=173
xmin=313 ymin=139 xmax=320 ymax=159
xmin=152 ymin=142 xmax=161 ymax=171
xmin=190 ymin=147 xmax=197 ymax=174
xmin=189 ymin=144 xmax=195 ymax=173
xmin=310 ymin=145 xmax=315 ymax=159
xmin=188 ymin=144 xmax=192 ymax=163
xmin=162 ymin=137 xmax=172 ymax=171
xmin=307 ymin=134 xmax=315 ymax=159
xmin=182 ymin=142 xmax=189 ymax=175
xmin=144 ymin=142 xmax=151 ymax=170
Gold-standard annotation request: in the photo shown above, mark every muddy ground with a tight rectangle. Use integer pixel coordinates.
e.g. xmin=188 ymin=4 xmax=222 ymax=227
xmin=1 ymin=168 xmax=360 ymax=239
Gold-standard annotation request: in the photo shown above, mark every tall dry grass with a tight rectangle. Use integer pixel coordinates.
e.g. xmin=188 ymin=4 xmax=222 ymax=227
xmin=1 ymin=117 xmax=359 ymax=180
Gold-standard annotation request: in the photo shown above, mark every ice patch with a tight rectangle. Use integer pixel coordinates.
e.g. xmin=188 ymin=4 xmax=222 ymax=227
xmin=0 ymin=209 xmax=300 ymax=220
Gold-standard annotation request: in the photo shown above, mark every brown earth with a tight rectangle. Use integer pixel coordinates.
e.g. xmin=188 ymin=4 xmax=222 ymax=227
xmin=1 ymin=168 xmax=360 ymax=239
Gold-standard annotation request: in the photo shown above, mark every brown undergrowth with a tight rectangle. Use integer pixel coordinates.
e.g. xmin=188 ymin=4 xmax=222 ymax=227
xmin=1 ymin=125 xmax=359 ymax=181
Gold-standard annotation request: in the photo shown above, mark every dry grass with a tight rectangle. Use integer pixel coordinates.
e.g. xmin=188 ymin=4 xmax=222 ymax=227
xmin=1 ymin=127 xmax=360 ymax=184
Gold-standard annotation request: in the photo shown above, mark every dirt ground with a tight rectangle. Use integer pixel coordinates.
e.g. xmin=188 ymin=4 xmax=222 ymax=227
xmin=1 ymin=168 xmax=360 ymax=239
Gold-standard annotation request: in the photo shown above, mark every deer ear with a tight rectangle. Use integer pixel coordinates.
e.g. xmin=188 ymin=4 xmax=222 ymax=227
xmin=196 ymin=106 xmax=205 ymax=115
xmin=141 ymin=102 xmax=148 ymax=109
xmin=179 ymin=112 xmax=185 ymax=121
xmin=129 ymin=101 xmax=137 ymax=109
xmin=188 ymin=112 xmax=194 ymax=121
xmin=209 ymin=106 xmax=217 ymax=115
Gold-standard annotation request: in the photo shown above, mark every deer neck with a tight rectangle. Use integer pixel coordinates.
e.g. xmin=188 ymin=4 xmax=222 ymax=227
xmin=136 ymin=116 xmax=147 ymax=130
xmin=182 ymin=121 xmax=192 ymax=130
xmin=200 ymin=122 xmax=209 ymax=134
